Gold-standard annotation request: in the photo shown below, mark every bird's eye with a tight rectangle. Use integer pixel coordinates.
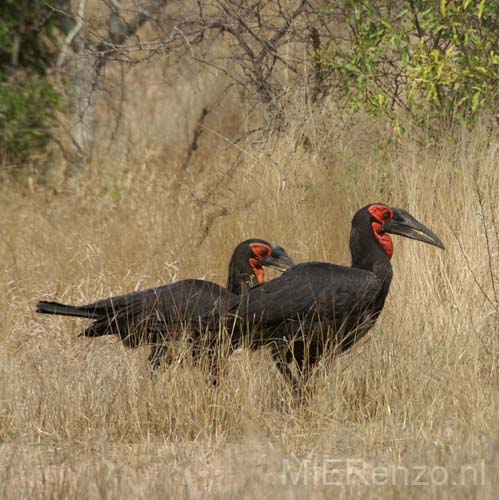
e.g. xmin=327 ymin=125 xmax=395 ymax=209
xmin=383 ymin=210 xmax=391 ymax=219
xmin=259 ymin=248 xmax=269 ymax=257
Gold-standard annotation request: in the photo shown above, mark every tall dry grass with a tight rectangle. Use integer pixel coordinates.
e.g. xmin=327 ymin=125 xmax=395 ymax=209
xmin=1 ymin=54 xmax=498 ymax=498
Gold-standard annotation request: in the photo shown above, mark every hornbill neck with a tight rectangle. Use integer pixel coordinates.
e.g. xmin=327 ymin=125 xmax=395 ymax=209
xmin=349 ymin=217 xmax=393 ymax=283
xmin=226 ymin=254 xmax=258 ymax=295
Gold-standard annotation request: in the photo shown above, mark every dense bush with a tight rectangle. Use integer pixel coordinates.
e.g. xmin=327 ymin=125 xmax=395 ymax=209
xmin=318 ymin=0 xmax=499 ymax=131
xmin=0 ymin=75 xmax=59 ymax=158
xmin=0 ymin=0 xmax=61 ymax=163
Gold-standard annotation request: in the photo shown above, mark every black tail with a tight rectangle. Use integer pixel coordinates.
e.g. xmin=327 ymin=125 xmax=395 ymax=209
xmin=36 ymin=301 xmax=102 ymax=320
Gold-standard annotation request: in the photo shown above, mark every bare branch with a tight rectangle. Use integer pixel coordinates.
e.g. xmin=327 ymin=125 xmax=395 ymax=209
xmin=182 ymin=107 xmax=209 ymax=171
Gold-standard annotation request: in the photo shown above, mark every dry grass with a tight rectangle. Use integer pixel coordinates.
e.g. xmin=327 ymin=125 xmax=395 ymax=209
xmin=1 ymin=55 xmax=499 ymax=498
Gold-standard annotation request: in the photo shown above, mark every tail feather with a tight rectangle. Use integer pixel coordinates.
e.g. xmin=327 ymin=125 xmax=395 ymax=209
xmin=36 ymin=301 xmax=102 ymax=320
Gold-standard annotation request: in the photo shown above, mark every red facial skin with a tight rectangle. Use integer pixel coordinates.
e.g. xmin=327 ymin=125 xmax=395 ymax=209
xmin=367 ymin=204 xmax=394 ymax=259
xmin=248 ymin=243 xmax=272 ymax=285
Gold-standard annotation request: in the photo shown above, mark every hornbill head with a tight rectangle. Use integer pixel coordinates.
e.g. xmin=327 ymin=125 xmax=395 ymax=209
xmin=227 ymin=239 xmax=295 ymax=294
xmin=365 ymin=204 xmax=445 ymax=259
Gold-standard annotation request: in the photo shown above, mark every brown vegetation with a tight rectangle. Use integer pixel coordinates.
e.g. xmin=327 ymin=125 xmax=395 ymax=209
xmin=1 ymin=12 xmax=499 ymax=497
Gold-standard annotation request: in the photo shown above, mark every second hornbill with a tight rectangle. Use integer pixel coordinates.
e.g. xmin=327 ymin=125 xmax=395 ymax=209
xmin=36 ymin=238 xmax=295 ymax=370
xmin=195 ymin=204 xmax=445 ymax=387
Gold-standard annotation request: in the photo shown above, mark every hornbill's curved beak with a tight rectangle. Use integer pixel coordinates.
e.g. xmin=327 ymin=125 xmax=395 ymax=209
xmin=384 ymin=208 xmax=445 ymax=249
xmin=261 ymin=245 xmax=296 ymax=271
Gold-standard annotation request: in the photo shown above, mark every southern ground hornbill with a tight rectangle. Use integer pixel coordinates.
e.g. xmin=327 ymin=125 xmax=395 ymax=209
xmin=193 ymin=204 xmax=445 ymax=388
xmin=36 ymin=239 xmax=295 ymax=370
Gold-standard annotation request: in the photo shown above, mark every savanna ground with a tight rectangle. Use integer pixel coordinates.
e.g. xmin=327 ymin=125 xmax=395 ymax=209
xmin=1 ymin=52 xmax=499 ymax=499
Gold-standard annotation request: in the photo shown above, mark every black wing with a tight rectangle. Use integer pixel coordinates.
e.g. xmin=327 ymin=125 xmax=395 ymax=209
xmin=198 ymin=262 xmax=383 ymax=352
xmin=231 ymin=262 xmax=382 ymax=324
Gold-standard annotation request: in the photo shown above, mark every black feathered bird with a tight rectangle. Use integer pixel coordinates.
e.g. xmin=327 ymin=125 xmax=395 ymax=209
xmin=36 ymin=238 xmax=295 ymax=370
xmin=195 ymin=204 xmax=445 ymax=387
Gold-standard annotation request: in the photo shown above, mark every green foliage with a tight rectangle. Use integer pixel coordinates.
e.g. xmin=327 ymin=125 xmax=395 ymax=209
xmin=0 ymin=0 xmax=62 ymax=74
xmin=318 ymin=0 xmax=499 ymax=131
xmin=0 ymin=74 xmax=59 ymax=157
xmin=0 ymin=0 xmax=62 ymax=163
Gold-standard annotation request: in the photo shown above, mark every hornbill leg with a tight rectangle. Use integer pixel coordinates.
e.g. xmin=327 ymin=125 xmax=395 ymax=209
xmin=148 ymin=343 xmax=170 ymax=374
xmin=200 ymin=351 xmax=229 ymax=387
xmin=284 ymin=334 xmax=321 ymax=397
xmin=270 ymin=341 xmax=301 ymax=395
xmin=287 ymin=330 xmax=317 ymax=385
xmin=208 ymin=355 xmax=225 ymax=386
xmin=289 ymin=339 xmax=308 ymax=379
xmin=191 ymin=337 xmax=227 ymax=386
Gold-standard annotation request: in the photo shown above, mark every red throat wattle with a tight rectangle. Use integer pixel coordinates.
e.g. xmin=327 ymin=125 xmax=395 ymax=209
xmin=368 ymin=204 xmax=394 ymax=259
xmin=249 ymin=258 xmax=265 ymax=284
xmin=371 ymin=222 xmax=393 ymax=259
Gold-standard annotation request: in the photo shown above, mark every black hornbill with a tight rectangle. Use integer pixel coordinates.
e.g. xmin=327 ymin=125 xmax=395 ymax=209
xmin=196 ymin=204 xmax=445 ymax=386
xmin=36 ymin=238 xmax=295 ymax=370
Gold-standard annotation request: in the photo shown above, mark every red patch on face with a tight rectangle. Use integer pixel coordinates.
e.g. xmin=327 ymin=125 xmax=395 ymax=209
xmin=368 ymin=205 xmax=394 ymax=259
xmin=249 ymin=243 xmax=272 ymax=258
xmin=248 ymin=243 xmax=272 ymax=284
xmin=368 ymin=204 xmax=394 ymax=222
xmin=249 ymin=258 xmax=265 ymax=285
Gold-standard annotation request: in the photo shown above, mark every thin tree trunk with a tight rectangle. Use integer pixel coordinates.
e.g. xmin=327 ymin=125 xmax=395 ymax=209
xmin=70 ymin=48 xmax=98 ymax=161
